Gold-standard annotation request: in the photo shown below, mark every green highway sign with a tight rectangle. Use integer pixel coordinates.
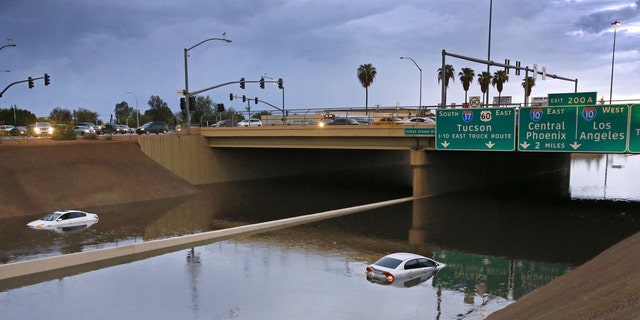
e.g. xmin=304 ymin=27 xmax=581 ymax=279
xmin=629 ymin=105 xmax=640 ymax=153
xmin=518 ymin=105 xmax=629 ymax=152
xmin=548 ymin=91 xmax=597 ymax=106
xmin=436 ymin=108 xmax=515 ymax=151
xmin=404 ymin=127 xmax=435 ymax=135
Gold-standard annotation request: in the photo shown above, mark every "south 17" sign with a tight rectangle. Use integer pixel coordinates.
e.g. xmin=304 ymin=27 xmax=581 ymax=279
xmin=436 ymin=108 xmax=516 ymax=151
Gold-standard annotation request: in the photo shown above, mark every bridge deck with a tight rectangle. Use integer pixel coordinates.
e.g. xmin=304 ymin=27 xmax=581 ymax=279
xmin=198 ymin=125 xmax=436 ymax=150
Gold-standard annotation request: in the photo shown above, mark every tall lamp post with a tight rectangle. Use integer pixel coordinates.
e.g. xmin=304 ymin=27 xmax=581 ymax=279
xmin=126 ymin=91 xmax=139 ymax=128
xmin=609 ymin=21 xmax=621 ymax=104
xmin=400 ymin=56 xmax=422 ymax=114
xmin=0 ymin=43 xmax=16 ymax=51
xmin=184 ymin=36 xmax=231 ymax=134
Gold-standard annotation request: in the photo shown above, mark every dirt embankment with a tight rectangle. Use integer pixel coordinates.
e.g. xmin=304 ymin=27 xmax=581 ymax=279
xmin=0 ymin=137 xmax=200 ymax=218
xmin=488 ymin=231 xmax=640 ymax=319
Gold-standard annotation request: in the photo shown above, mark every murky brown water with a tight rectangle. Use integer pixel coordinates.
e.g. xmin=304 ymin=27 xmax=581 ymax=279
xmin=1 ymin=154 xmax=639 ymax=319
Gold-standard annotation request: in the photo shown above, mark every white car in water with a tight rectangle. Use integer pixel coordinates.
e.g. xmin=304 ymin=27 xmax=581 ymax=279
xmin=365 ymin=252 xmax=445 ymax=286
xmin=27 ymin=210 xmax=99 ymax=231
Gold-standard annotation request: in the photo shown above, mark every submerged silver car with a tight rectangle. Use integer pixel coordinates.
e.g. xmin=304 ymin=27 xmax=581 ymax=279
xmin=26 ymin=210 xmax=99 ymax=231
xmin=365 ymin=252 xmax=445 ymax=285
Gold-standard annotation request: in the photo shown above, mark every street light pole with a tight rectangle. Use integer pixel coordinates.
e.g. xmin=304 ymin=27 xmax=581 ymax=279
xmin=400 ymin=57 xmax=422 ymax=114
xmin=609 ymin=21 xmax=621 ymax=104
xmin=0 ymin=43 xmax=16 ymax=51
xmin=126 ymin=91 xmax=139 ymax=128
xmin=184 ymin=36 xmax=231 ymax=134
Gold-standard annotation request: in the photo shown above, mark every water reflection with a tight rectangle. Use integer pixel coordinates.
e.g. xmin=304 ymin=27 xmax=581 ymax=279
xmin=571 ymin=154 xmax=640 ymax=201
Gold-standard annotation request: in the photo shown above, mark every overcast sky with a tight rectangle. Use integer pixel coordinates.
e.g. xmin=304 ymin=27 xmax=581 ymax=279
xmin=1 ymin=0 xmax=639 ymax=122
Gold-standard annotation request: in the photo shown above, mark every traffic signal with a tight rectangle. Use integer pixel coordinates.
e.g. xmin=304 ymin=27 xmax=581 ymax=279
xmin=217 ymin=103 xmax=225 ymax=112
xmin=189 ymin=96 xmax=196 ymax=109
xmin=242 ymin=95 xmax=246 ymax=102
xmin=28 ymin=77 xmax=34 ymax=89
xmin=180 ymin=97 xmax=186 ymax=111
xmin=44 ymin=74 xmax=50 ymax=86
xmin=254 ymin=97 xmax=258 ymax=104
xmin=277 ymin=78 xmax=283 ymax=89
xmin=259 ymin=77 xmax=265 ymax=89
xmin=229 ymin=93 xmax=234 ymax=101
xmin=239 ymin=77 xmax=245 ymax=89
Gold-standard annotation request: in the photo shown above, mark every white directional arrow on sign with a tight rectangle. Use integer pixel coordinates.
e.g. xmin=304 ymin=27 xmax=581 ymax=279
xmin=485 ymin=141 xmax=495 ymax=149
xmin=570 ymin=142 xmax=581 ymax=150
xmin=440 ymin=141 xmax=450 ymax=148
xmin=520 ymin=141 xmax=530 ymax=149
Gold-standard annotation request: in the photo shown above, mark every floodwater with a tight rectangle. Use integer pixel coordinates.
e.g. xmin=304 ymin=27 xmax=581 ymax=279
xmin=1 ymin=154 xmax=640 ymax=319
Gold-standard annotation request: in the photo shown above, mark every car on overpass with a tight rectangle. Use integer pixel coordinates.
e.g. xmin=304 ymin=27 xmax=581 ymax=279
xmin=372 ymin=117 xmax=403 ymax=125
xmin=402 ymin=117 xmax=436 ymax=125
xmin=136 ymin=121 xmax=169 ymax=134
xmin=211 ymin=119 xmax=238 ymax=127
xmin=238 ymin=119 xmax=263 ymax=127
xmin=325 ymin=118 xmax=361 ymax=125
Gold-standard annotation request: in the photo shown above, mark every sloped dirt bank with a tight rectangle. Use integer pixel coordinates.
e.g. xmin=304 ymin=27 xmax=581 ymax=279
xmin=0 ymin=138 xmax=199 ymax=218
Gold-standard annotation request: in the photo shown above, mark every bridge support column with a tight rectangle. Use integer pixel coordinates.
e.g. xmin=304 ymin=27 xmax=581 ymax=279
xmin=410 ymin=150 xmax=431 ymax=197
xmin=409 ymin=150 xmax=430 ymax=244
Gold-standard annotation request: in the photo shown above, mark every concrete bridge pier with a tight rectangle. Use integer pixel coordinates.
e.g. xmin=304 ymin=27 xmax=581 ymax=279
xmin=410 ymin=150 xmax=431 ymax=198
xmin=409 ymin=150 xmax=430 ymax=245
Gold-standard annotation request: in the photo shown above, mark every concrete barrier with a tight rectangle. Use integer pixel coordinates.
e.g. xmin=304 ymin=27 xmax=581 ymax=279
xmin=0 ymin=196 xmax=415 ymax=291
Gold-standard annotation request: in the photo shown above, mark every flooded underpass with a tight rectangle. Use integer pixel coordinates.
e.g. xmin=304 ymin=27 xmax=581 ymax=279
xmin=1 ymin=153 xmax=639 ymax=319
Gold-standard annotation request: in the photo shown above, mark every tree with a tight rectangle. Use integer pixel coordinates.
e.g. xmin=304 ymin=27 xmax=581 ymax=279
xmin=145 ymin=95 xmax=174 ymax=123
xmin=477 ymin=72 xmax=492 ymax=107
xmin=190 ymin=96 xmax=213 ymax=127
xmin=114 ymin=101 xmax=132 ymax=124
xmin=458 ymin=67 xmax=475 ymax=104
xmin=521 ymin=76 xmax=536 ymax=105
xmin=491 ymin=70 xmax=509 ymax=106
xmin=49 ymin=107 xmax=73 ymax=124
xmin=437 ymin=64 xmax=455 ymax=107
xmin=357 ymin=63 xmax=377 ymax=115
xmin=75 ymin=108 xmax=99 ymax=124
xmin=0 ymin=106 xmax=36 ymax=126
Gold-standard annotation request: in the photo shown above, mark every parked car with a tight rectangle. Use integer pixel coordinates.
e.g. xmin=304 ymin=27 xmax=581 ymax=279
xmin=9 ymin=126 xmax=27 ymax=136
xmin=73 ymin=125 xmax=93 ymax=136
xmin=402 ymin=117 xmax=436 ymax=125
xmin=118 ymin=124 xmax=133 ymax=133
xmin=326 ymin=118 xmax=361 ymax=125
xmin=136 ymin=121 xmax=169 ymax=134
xmin=102 ymin=123 xmax=122 ymax=134
xmin=238 ymin=119 xmax=263 ymax=127
xmin=365 ymin=252 xmax=445 ymax=285
xmin=372 ymin=117 xmax=403 ymax=125
xmin=211 ymin=120 xmax=238 ymax=127
xmin=78 ymin=122 xmax=102 ymax=134
xmin=26 ymin=210 xmax=99 ymax=231
xmin=31 ymin=122 xmax=54 ymax=136
xmin=0 ymin=124 xmax=15 ymax=133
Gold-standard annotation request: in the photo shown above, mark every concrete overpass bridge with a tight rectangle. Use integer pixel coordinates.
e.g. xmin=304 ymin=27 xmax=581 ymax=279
xmin=138 ymin=125 xmax=571 ymax=199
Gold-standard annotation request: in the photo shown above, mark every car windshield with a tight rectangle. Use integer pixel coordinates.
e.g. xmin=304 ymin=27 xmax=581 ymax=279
xmin=374 ymin=257 xmax=403 ymax=269
xmin=41 ymin=212 xmax=62 ymax=221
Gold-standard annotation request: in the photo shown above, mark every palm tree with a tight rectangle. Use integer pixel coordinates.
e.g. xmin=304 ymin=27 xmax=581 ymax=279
xmin=521 ymin=76 xmax=536 ymax=106
xmin=458 ymin=67 xmax=475 ymax=105
xmin=491 ymin=70 xmax=509 ymax=106
xmin=357 ymin=64 xmax=377 ymax=115
xmin=477 ymin=72 xmax=492 ymax=107
xmin=437 ymin=64 xmax=455 ymax=108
